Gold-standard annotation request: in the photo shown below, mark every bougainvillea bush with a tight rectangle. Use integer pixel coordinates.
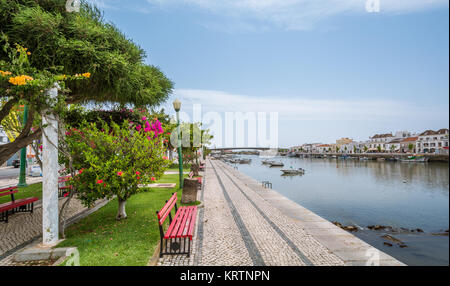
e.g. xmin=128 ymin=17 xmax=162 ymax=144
xmin=62 ymin=118 xmax=170 ymax=220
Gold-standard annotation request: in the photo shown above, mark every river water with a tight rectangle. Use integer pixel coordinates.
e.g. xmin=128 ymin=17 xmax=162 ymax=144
xmin=233 ymin=155 xmax=449 ymax=266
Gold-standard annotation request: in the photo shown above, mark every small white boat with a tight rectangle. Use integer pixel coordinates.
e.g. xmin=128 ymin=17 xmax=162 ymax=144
xmin=239 ymin=159 xmax=252 ymax=164
xmin=262 ymin=160 xmax=275 ymax=165
xmin=281 ymin=168 xmax=305 ymax=175
xmin=269 ymin=162 xmax=284 ymax=167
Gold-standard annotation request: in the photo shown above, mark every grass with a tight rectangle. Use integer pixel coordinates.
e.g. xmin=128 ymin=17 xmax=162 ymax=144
xmin=56 ymin=173 xmax=195 ymax=266
xmin=0 ymin=182 xmax=42 ymax=204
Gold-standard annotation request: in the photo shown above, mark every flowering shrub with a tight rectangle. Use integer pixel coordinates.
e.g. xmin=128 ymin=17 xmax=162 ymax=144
xmin=62 ymin=118 xmax=171 ymax=220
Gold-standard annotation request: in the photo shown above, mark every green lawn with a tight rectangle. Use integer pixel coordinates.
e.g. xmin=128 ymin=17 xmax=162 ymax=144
xmin=0 ymin=182 xmax=42 ymax=204
xmin=57 ymin=173 xmax=193 ymax=266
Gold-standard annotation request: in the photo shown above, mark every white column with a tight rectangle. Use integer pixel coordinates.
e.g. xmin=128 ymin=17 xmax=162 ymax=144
xmin=42 ymin=85 xmax=59 ymax=245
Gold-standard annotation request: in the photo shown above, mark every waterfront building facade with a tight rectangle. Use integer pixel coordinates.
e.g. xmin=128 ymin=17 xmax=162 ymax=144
xmin=291 ymin=128 xmax=448 ymax=155
xmin=416 ymin=129 xmax=449 ymax=154
xmin=400 ymin=137 xmax=418 ymax=153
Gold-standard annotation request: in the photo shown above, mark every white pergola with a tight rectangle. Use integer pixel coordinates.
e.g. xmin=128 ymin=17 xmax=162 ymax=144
xmin=41 ymin=85 xmax=60 ymax=245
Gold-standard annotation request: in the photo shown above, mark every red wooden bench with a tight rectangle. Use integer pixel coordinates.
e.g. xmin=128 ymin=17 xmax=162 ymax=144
xmin=58 ymin=176 xmax=73 ymax=198
xmin=0 ymin=186 xmax=38 ymax=223
xmin=156 ymin=192 xmax=197 ymax=257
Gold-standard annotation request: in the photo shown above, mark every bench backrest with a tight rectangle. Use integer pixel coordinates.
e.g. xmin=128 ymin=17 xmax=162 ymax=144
xmin=0 ymin=186 xmax=18 ymax=200
xmin=156 ymin=193 xmax=177 ymax=226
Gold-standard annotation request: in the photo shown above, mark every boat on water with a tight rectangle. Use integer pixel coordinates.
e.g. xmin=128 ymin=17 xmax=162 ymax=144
xmin=281 ymin=168 xmax=305 ymax=175
xmin=262 ymin=160 xmax=275 ymax=165
xmin=400 ymin=155 xmax=429 ymax=163
xmin=269 ymin=162 xmax=284 ymax=167
xmin=287 ymin=152 xmax=297 ymax=158
xmin=238 ymin=159 xmax=252 ymax=164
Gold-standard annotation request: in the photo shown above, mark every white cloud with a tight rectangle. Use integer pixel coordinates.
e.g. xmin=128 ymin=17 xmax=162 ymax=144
xmin=146 ymin=0 xmax=448 ymax=30
xmin=165 ymin=88 xmax=446 ymax=121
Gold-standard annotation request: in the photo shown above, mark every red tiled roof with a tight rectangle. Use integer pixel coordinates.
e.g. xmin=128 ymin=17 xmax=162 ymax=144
xmin=401 ymin=137 xmax=418 ymax=143
xmin=420 ymin=129 xmax=449 ymax=136
xmin=371 ymin=133 xmax=393 ymax=139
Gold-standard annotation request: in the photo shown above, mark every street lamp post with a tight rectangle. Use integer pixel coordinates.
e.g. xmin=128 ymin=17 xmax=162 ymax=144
xmin=17 ymin=105 xmax=29 ymax=187
xmin=173 ymin=99 xmax=183 ymax=189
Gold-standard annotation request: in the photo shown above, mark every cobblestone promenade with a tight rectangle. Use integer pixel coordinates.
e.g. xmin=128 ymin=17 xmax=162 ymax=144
xmin=160 ymin=159 xmax=378 ymax=266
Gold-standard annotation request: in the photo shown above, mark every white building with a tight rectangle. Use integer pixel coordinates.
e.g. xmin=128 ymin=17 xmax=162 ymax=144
xmin=316 ymin=144 xmax=332 ymax=153
xmin=416 ymin=129 xmax=449 ymax=154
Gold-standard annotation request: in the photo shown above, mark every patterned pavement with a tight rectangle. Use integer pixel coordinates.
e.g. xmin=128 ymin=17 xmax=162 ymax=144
xmin=158 ymin=159 xmax=345 ymax=266
xmin=0 ymin=197 xmax=105 ymax=265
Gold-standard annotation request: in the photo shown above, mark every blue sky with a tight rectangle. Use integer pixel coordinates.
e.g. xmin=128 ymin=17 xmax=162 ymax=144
xmin=89 ymin=0 xmax=449 ymax=147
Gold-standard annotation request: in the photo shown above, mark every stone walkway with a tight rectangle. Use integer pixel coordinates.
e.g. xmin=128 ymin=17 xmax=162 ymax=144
xmin=160 ymin=159 xmax=402 ymax=266
xmin=0 ymin=176 xmax=43 ymax=189
xmin=0 ymin=197 xmax=107 ymax=265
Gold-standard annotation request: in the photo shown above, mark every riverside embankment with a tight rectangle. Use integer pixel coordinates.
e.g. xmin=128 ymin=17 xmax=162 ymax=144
xmin=159 ymin=159 xmax=405 ymax=266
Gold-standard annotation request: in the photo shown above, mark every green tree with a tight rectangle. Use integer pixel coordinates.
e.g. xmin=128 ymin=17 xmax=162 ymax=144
xmin=0 ymin=0 xmax=173 ymax=164
xmin=390 ymin=145 xmax=396 ymax=153
xmin=174 ymin=122 xmax=212 ymax=175
xmin=63 ymin=119 xmax=170 ymax=220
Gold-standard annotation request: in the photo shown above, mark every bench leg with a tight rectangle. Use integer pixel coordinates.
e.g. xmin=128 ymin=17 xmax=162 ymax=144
xmin=187 ymin=239 xmax=191 ymax=257
xmin=2 ymin=211 xmax=8 ymax=223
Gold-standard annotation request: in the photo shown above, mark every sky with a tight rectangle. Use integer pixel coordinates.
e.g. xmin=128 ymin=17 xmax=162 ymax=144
xmin=88 ymin=0 xmax=449 ymax=147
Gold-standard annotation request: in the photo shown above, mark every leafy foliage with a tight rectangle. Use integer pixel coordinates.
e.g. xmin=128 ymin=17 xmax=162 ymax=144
xmin=62 ymin=119 xmax=171 ymax=213
xmin=0 ymin=0 xmax=173 ymax=106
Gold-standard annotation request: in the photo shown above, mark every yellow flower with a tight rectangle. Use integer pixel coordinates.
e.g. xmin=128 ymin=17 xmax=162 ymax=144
xmin=0 ymin=70 xmax=12 ymax=77
xmin=8 ymin=75 xmax=34 ymax=86
xmin=27 ymin=52 xmax=31 ymax=55
xmin=82 ymin=72 xmax=91 ymax=78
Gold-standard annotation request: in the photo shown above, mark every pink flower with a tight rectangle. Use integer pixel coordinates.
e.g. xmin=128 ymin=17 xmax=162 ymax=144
xmin=97 ymin=179 xmax=103 ymax=184
xmin=137 ymin=176 xmax=140 ymax=180
xmin=117 ymin=171 xmax=123 ymax=176
xmin=135 ymin=171 xmax=141 ymax=175
xmin=163 ymin=156 xmax=169 ymax=160
xmin=63 ymin=193 xmax=69 ymax=198
xmin=142 ymin=116 xmax=147 ymax=121
xmin=78 ymin=169 xmax=84 ymax=175
xmin=151 ymin=177 xmax=156 ymax=181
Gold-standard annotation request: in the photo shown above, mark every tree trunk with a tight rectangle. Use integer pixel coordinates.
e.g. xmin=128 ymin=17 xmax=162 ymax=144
xmin=191 ymin=163 xmax=199 ymax=176
xmin=181 ymin=178 xmax=198 ymax=204
xmin=0 ymin=128 xmax=42 ymax=166
xmin=116 ymin=198 xmax=127 ymax=220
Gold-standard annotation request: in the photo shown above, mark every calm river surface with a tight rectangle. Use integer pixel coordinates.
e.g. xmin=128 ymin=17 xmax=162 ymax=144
xmin=233 ymin=155 xmax=449 ymax=266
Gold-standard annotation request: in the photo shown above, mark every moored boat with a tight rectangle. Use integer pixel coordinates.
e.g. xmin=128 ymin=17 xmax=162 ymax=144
xmin=239 ymin=158 xmax=252 ymax=164
xmin=269 ymin=162 xmax=284 ymax=167
xmin=400 ymin=155 xmax=429 ymax=162
xmin=281 ymin=168 xmax=305 ymax=175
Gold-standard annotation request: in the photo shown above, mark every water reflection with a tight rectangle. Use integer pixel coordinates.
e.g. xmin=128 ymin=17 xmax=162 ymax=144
xmin=234 ymin=155 xmax=449 ymax=266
